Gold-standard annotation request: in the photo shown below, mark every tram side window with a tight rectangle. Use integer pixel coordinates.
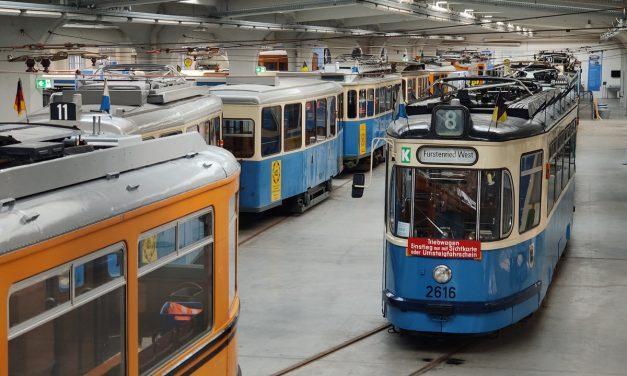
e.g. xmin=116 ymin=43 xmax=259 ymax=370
xmin=479 ymin=170 xmax=501 ymax=241
xmin=548 ymin=147 xmax=557 ymax=214
xmin=569 ymin=132 xmax=576 ymax=176
xmin=385 ymin=86 xmax=392 ymax=111
xmin=374 ymin=88 xmax=380 ymax=115
xmin=408 ymin=79 xmax=416 ymax=101
xmin=261 ymin=106 xmax=282 ymax=156
xmin=210 ymin=116 xmax=221 ymax=146
xmin=306 ymin=100 xmax=316 ymax=145
xmin=223 ymin=119 xmax=254 ymax=158
xmin=555 ymin=145 xmax=564 ymax=199
xmin=347 ymin=90 xmax=357 ymax=119
xmin=316 ymin=98 xmax=327 ymax=140
xmin=519 ymin=151 xmax=543 ymax=233
xmin=338 ymin=93 xmax=344 ymax=121
xmin=9 ymin=246 xmax=126 ymax=376
xmin=160 ymin=130 xmax=183 ymax=138
xmin=367 ymin=89 xmax=374 ymax=117
xmin=358 ymin=89 xmax=367 ymax=118
xmin=388 ymin=167 xmax=413 ymax=238
xmin=284 ymin=103 xmax=303 ymax=151
xmin=9 ymin=269 xmax=70 ymax=327
xmin=502 ymin=170 xmax=514 ymax=237
xmin=328 ymin=96 xmax=336 ymax=136
xmin=401 ymin=80 xmax=407 ymax=103
xmin=378 ymin=88 xmax=385 ymax=113
xmin=562 ymin=140 xmax=571 ymax=190
xmin=138 ymin=210 xmax=213 ymax=374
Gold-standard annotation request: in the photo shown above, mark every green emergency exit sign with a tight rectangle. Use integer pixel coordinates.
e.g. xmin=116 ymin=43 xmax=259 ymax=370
xmin=35 ymin=78 xmax=52 ymax=89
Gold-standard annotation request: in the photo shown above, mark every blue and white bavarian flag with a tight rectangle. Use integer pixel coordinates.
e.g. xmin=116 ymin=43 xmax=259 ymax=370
xmin=100 ymin=78 xmax=111 ymax=113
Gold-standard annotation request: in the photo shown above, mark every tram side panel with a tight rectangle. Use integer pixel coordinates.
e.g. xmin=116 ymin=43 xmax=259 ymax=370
xmin=239 ymin=137 xmax=340 ymax=212
xmin=343 ymin=112 xmax=393 ymax=166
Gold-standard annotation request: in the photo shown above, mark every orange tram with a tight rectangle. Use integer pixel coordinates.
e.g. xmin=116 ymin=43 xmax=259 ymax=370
xmin=0 ymin=125 xmax=240 ymax=375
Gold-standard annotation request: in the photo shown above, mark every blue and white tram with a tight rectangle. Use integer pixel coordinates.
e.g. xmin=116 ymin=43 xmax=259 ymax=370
xmin=211 ymin=77 xmax=344 ymax=212
xmin=354 ymin=76 xmax=579 ymax=333
xmin=326 ymin=73 xmax=402 ymax=168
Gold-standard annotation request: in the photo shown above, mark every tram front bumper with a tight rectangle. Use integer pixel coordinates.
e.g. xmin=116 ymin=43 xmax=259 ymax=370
xmin=383 ymin=282 xmax=541 ymax=316
xmin=383 ymin=282 xmax=543 ymax=333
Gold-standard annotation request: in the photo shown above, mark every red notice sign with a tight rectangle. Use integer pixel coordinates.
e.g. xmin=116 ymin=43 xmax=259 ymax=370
xmin=407 ymin=237 xmax=481 ymax=260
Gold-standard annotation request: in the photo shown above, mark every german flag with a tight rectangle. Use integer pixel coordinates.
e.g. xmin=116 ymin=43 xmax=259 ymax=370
xmin=13 ymin=78 xmax=26 ymax=116
xmin=491 ymin=91 xmax=507 ymax=125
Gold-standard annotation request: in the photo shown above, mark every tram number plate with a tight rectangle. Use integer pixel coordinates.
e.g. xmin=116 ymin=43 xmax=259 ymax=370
xmin=425 ymin=285 xmax=456 ymax=299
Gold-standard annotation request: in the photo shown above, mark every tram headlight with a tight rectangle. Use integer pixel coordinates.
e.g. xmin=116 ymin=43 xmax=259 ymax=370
xmin=433 ymin=265 xmax=452 ymax=284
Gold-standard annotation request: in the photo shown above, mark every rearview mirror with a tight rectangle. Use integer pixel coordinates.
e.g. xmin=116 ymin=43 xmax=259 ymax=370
xmin=352 ymin=173 xmax=365 ymax=198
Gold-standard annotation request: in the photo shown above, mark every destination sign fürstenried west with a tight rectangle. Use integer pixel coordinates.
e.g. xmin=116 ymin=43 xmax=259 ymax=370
xmin=417 ymin=147 xmax=477 ymax=165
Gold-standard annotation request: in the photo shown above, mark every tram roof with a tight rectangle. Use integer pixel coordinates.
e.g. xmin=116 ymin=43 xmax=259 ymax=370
xmin=320 ymin=73 xmax=401 ymax=86
xmin=390 ymin=77 xmax=578 ymax=141
xmin=0 ymin=129 xmax=239 ymax=254
xmin=388 ymin=112 xmax=547 ymax=141
xmin=28 ymin=92 xmax=222 ymax=135
xmin=210 ymin=77 xmax=343 ymax=105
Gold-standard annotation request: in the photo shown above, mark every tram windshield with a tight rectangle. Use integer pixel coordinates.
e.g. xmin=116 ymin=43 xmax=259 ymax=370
xmin=389 ymin=167 xmax=513 ymax=241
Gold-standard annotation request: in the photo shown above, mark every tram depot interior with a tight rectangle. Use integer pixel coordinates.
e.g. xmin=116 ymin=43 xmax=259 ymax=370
xmin=1 ymin=0 xmax=627 ymax=375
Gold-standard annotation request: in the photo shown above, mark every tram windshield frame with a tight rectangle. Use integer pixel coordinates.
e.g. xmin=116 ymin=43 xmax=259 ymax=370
xmin=387 ymin=166 xmax=514 ymax=242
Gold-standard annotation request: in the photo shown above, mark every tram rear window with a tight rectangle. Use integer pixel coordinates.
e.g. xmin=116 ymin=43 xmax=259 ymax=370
xmin=222 ymin=118 xmax=254 ymax=158
xmin=388 ymin=167 xmax=514 ymax=241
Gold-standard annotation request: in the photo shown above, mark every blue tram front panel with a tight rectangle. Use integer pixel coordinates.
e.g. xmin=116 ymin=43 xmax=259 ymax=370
xmin=239 ymin=131 xmax=342 ymax=212
xmin=383 ymin=183 xmax=575 ymax=334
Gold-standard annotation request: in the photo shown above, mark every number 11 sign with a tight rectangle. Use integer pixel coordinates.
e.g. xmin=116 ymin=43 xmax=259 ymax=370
xmin=50 ymin=102 xmax=77 ymax=121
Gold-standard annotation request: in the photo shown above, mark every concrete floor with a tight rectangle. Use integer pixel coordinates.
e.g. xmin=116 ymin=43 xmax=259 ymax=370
xmin=237 ymin=118 xmax=627 ymax=376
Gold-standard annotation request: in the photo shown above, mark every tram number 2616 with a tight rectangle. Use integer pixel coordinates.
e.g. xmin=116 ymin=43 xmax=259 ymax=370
xmin=425 ymin=285 xmax=456 ymax=299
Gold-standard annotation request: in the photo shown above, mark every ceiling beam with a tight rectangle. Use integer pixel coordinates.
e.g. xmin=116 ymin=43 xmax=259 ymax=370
xmin=91 ymin=0 xmax=180 ymax=9
xmin=218 ymin=0 xmax=357 ymax=18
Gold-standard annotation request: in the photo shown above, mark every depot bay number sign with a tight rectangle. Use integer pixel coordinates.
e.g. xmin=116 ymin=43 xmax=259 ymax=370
xmin=417 ymin=146 xmax=477 ymax=165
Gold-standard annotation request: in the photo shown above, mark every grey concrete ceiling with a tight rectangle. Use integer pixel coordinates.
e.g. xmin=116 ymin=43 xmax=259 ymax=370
xmin=0 ymin=0 xmax=622 ymax=46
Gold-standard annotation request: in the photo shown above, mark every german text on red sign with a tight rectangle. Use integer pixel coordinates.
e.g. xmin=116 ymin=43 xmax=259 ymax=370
xmin=407 ymin=237 xmax=481 ymax=260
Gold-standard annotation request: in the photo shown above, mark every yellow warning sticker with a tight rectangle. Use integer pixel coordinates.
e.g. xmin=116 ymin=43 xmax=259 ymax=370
xmin=141 ymin=234 xmax=158 ymax=265
xmin=359 ymin=123 xmax=367 ymax=155
xmin=271 ymin=160 xmax=281 ymax=202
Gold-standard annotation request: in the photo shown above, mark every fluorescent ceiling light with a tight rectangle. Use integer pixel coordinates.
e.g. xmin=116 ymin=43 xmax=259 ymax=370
xmin=180 ymin=21 xmax=200 ymax=26
xmin=0 ymin=8 xmax=21 ymax=15
xmin=101 ymin=16 xmax=128 ymax=22
xmin=25 ymin=10 xmax=63 ymax=18
xmin=132 ymin=18 xmax=156 ymax=24
xmin=157 ymin=19 xmax=179 ymax=24
xmin=62 ymin=22 xmax=119 ymax=29
xmin=67 ymin=13 xmax=98 ymax=21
